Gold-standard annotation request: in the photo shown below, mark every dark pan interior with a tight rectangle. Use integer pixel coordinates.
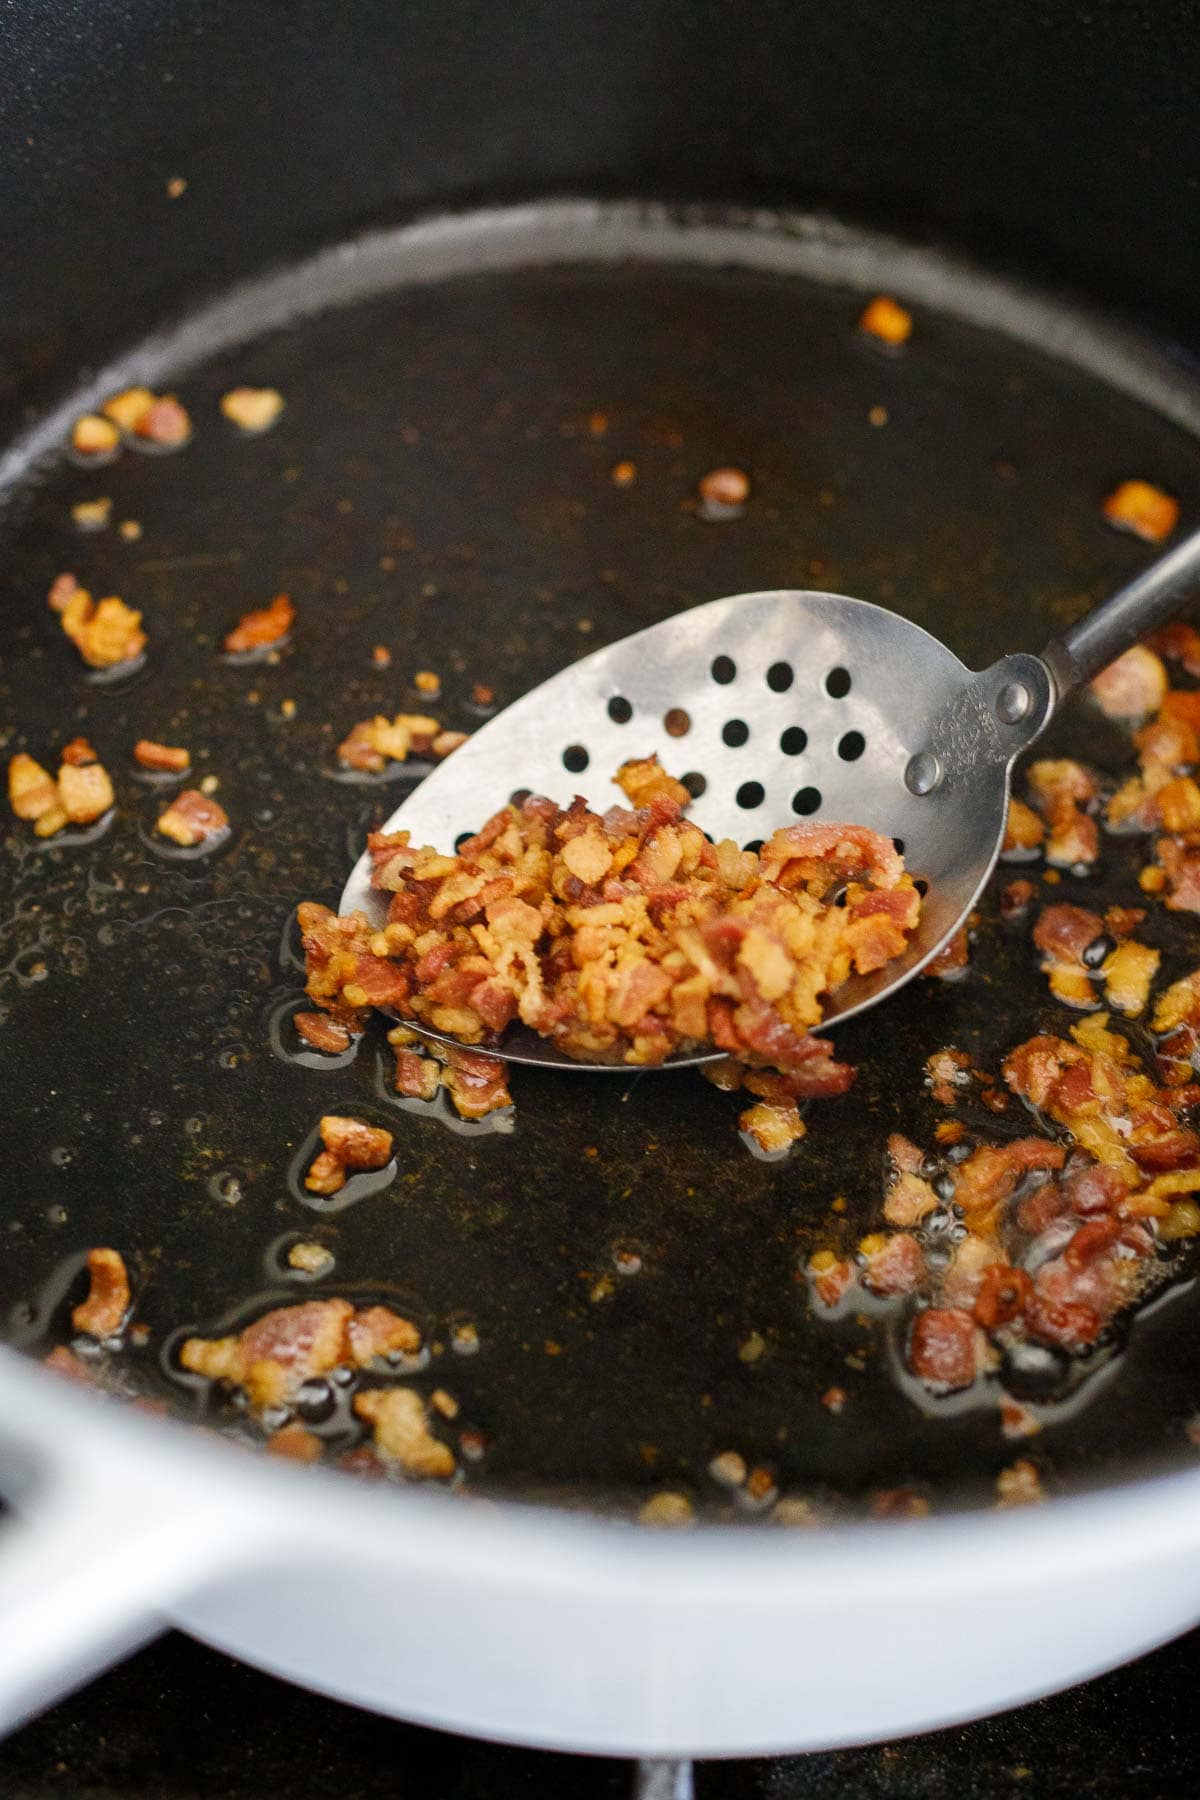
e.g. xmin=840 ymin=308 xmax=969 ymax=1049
xmin=2 ymin=206 xmax=1200 ymax=1515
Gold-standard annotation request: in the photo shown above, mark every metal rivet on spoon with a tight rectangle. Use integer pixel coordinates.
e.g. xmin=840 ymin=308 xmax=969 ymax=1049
xmin=904 ymin=752 xmax=942 ymax=796
xmin=996 ymin=681 xmax=1031 ymax=723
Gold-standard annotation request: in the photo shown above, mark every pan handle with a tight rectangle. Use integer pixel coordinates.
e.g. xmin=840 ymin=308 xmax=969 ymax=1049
xmin=0 ymin=1435 xmax=229 ymax=1736
xmin=1042 ymin=523 xmax=1200 ymax=693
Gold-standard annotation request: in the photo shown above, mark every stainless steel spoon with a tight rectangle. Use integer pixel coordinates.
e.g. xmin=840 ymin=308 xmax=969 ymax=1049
xmin=340 ymin=526 xmax=1200 ymax=1069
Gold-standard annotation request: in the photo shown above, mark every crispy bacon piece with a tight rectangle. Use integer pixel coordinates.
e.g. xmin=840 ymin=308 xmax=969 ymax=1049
xmin=1025 ymin=760 xmax=1098 ymax=868
xmin=156 ymin=788 xmax=229 ymax=848
xmin=180 ymin=1298 xmax=424 ymax=1414
xmin=1102 ymin=479 xmax=1179 ymax=543
xmin=1002 ymin=797 xmax=1045 ymax=857
xmin=72 ymin=1248 xmax=131 ymax=1339
xmin=807 ymin=1251 xmax=854 ymax=1308
xmin=134 ymin=738 xmax=190 ymax=773
xmin=1090 ymin=645 xmax=1169 ymax=720
xmin=221 ymin=386 xmax=284 ymax=432
xmin=223 ymin=593 xmax=295 ymax=655
xmin=859 ymin=295 xmax=912 ymax=345
xmin=909 ymin=1308 xmax=979 ymax=1390
xmin=50 ymin=575 xmax=146 ymax=668
xmin=353 ymin=1387 xmax=455 ymax=1478
xmin=337 ymin=712 xmax=451 ymax=772
xmin=859 ymin=1231 xmax=925 ymax=1295
xmin=951 ymin=1139 xmax=1066 ymax=1235
xmin=294 ymin=1011 xmax=354 ymax=1054
xmin=304 ymin=1115 xmax=394 ymax=1195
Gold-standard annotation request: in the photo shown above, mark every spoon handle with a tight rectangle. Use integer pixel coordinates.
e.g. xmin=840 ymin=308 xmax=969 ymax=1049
xmin=1042 ymin=524 xmax=1200 ymax=694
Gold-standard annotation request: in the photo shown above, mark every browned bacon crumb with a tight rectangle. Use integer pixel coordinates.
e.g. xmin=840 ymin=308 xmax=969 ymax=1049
xmin=180 ymin=1297 xmax=420 ymax=1411
xmin=698 ymin=467 xmax=750 ymax=516
xmin=1090 ymin=645 xmax=1169 ymax=720
xmin=294 ymin=1011 xmax=355 ymax=1054
xmin=71 ymin=413 xmax=121 ymax=457
xmin=859 ymin=295 xmax=912 ymax=344
xmin=72 ymin=1248 xmax=131 ymax=1339
xmin=223 ymin=593 xmax=294 ymax=655
xmin=353 ymin=1387 xmax=455 ymax=1479
xmin=925 ymin=925 xmax=970 ymax=978
xmin=1024 ymin=760 xmax=1098 ymax=868
xmin=637 ymin=1490 xmax=694 ymax=1526
xmin=1102 ymin=479 xmax=1179 ymax=543
xmin=156 ymin=788 xmax=229 ymax=848
xmin=134 ymin=738 xmax=190 ymax=773
xmin=1001 ymin=797 xmax=1045 ymax=858
xmin=298 ymin=760 xmax=920 ymax=1072
xmin=49 ymin=573 xmax=147 ymax=669
xmin=304 ymin=1114 xmax=393 ymax=1195
xmin=220 ymin=386 xmax=285 ymax=433
xmin=44 ymin=1345 xmax=94 ymax=1382
xmin=287 ymin=1240 xmax=334 ymax=1276
xmin=1032 ymin=902 xmax=1158 ymax=1015
xmin=71 ymin=497 xmax=113 ymax=532
xmin=266 ymin=1422 xmax=323 ymax=1462
xmin=995 ymin=1459 xmax=1046 ymax=1507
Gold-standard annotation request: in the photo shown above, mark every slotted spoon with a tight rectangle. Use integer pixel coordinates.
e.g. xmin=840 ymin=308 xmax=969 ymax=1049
xmin=341 ymin=526 xmax=1200 ymax=1068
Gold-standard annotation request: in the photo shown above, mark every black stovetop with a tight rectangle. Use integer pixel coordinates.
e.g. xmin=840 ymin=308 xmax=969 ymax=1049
xmin=0 ymin=1627 xmax=1193 ymax=1799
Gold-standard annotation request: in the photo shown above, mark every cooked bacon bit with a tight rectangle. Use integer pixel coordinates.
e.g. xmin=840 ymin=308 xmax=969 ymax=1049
xmin=220 ymin=386 xmax=285 ymax=433
xmin=431 ymin=729 xmax=468 ymax=758
xmin=156 ymin=788 xmax=229 ymax=847
xmin=1002 ymin=797 xmax=1045 ymax=856
xmin=908 ymin=1307 xmax=979 ymax=1390
xmin=134 ymin=738 xmax=190 ymax=773
xmin=884 ymin=1136 xmax=938 ymax=1227
xmin=414 ymin=670 xmax=441 ymax=696
xmin=1101 ymin=939 xmax=1159 ymax=1017
xmin=266 ymin=1422 xmax=323 ymax=1462
xmin=346 ymin=1304 xmax=420 ymax=1364
xmin=638 ymin=1491 xmax=694 ymax=1526
xmin=372 ymin=645 xmax=392 ymax=668
xmin=71 ymin=414 xmax=120 ymax=456
xmin=1025 ymin=759 xmax=1098 ymax=868
xmin=71 ymin=496 xmax=112 ymax=531
xmin=1157 ymin=836 xmax=1200 ymax=912
xmin=1102 ymin=479 xmax=1179 ymax=543
xmin=926 ymin=1046 xmax=971 ymax=1106
xmin=44 ymin=1345 xmax=94 ymax=1382
xmin=181 ymin=1298 xmax=356 ymax=1410
xmin=614 ymin=754 xmax=692 ymax=811
xmin=287 ymin=1241 xmax=334 ymax=1275
xmin=51 ymin=577 xmax=146 ymax=669
xmin=59 ymin=736 xmax=96 ymax=766
xmin=57 ymin=759 xmax=114 ymax=826
xmin=353 ymin=1387 xmax=455 ymax=1478
xmin=223 ymin=593 xmax=294 ymax=655
xmin=137 ymin=395 xmax=191 ymax=446
xmin=820 ymin=1385 xmax=848 ymax=1413
xmin=336 ymin=712 xmax=447 ymax=771
xmin=870 ymin=1486 xmax=930 ymax=1520
xmin=1151 ymin=622 xmax=1200 ymax=675
xmin=709 ymin=1449 xmax=748 ymax=1488
xmin=304 ymin=1114 xmax=393 ymax=1194
xmin=698 ymin=467 xmax=750 ymax=514
xmin=973 ymin=1263 xmax=1033 ymax=1329
xmin=1000 ymin=1397 xmax=1042 ymax=1440
xmin=859 ymin=1231 xmax=925 ymax=1295
xmin=1090 ymin=645 xmax=1169 ymax=720
xmin=8 ymin=753 xmax=60 ymax=822
xmin=996 ymin=1459 xmax=1046 ymax=1507
xmin=859 ymin=295 xmax=912 ymax=345
xmin=294 ymin=1011 xmax=354 ymax=1054
xmin=999 ymin=878 xmax=1036 ymax=919
xmin=72 ymin=1248 xmax=131 ymax=1339
xmin=925 ymin=926 xmax=969 ymax=978
xmin=740 ymin=1100 xmax=805 ymax=1153
xmin=430 ymin=1388 xmax=459 ymax=1420
xmin=102 ymin=387 xmax=156 ymax=434
xmin=437 ymin=1047 xmax=513 ymax=1120
xmin=807 ymin=1250 xmax=854 ymax=1307
xmin=611 ymin=459 xmax=637 ymax=487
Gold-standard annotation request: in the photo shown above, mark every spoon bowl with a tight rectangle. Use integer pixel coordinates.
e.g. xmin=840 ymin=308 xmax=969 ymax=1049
xmin=341 ymin=531 xmax=1200 ymax=1068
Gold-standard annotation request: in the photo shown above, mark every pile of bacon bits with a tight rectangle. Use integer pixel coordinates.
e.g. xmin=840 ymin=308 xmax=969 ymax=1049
xmin=336 ymin=712 xmax=467 ymax=772
xmin=808 ymin=1008 xmax=1200 ymax=1403
xmin=178 ymin=1297 xmax=457 ymax=1478
xmin=296 ymin=759 xmax=921 ymax=1126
